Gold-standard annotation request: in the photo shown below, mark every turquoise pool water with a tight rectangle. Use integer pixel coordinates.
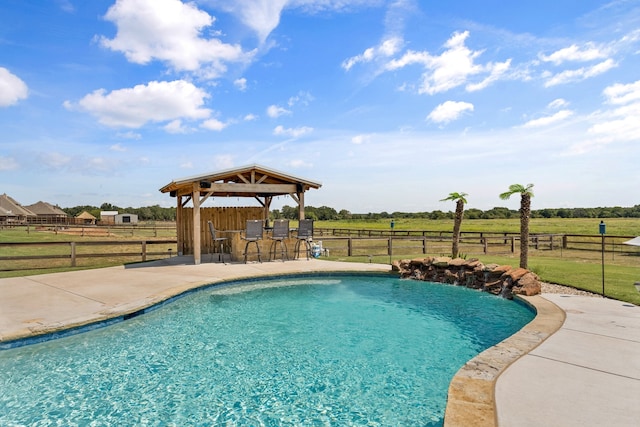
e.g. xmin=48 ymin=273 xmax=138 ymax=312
xmin=0 ymin=274 xmax=534 ymax=426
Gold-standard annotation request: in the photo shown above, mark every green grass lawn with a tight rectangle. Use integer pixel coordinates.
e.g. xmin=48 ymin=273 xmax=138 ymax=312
xmin=314 ymin=217 xmax=640 ymax=236
xmin=2 ymin=219 xmax=639 ymax=304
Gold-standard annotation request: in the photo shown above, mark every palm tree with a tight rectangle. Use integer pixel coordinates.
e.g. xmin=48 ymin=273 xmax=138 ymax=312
xmin=499 ymin=184 xmax=535 ymax=268
xmin=440 ymin=192 xmax=468 ymax=258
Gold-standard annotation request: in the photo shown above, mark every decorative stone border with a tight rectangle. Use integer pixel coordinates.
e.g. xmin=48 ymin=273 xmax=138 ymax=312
xmin=443 ymin=295 xmax=566 ymax=426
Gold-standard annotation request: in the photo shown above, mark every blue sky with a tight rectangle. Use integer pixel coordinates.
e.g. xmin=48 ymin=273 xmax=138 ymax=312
xmin=1 ymin=0 xmax=639 ymax=213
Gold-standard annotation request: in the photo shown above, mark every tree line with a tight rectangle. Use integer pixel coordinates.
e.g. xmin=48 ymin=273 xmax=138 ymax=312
xmin=272 ymin=204 xmax=640 ymax=221
xmin=61 ymin=203 xmax=640 ymax=223
xmin=63 ymin=203 xmax=176 ymax=222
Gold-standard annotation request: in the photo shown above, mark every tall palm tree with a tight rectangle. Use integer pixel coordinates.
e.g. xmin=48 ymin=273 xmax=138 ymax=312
xmin=440 ymin=192 xmax=468 ymax=258
xmin=499 ymin=184 xmax=535 ymax=268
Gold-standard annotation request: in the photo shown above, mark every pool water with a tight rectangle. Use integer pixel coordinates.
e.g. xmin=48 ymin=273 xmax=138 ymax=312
xmin=0 ymin=274 xmax=534 ymax=426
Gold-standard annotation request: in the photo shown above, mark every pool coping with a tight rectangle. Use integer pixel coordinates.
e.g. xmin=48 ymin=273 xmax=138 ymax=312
xmin=443 ymin=294 xmax=566 ymax=427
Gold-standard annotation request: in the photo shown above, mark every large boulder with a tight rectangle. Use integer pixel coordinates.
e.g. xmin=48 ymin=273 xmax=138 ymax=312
xmin=513 ymin=272 xmax=542 ymax=296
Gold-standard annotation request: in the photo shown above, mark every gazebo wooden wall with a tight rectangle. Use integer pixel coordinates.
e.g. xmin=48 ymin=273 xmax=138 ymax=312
xmin=178 ymin=206 xmax=263 ymax=256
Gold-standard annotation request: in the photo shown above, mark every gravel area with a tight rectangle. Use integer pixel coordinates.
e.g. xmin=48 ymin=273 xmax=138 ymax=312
xmin=540 ymin=282 xmax=600 ymax=297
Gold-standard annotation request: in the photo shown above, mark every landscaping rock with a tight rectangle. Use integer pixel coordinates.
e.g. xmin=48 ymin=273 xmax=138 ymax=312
xmin=394 ymin=257 xmax=542 ymax=299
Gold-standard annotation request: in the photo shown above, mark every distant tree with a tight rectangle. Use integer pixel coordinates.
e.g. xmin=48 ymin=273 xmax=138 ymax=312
xmin=538 ymin=208 xmax=556 ymax=218
xmin=100 ymin=202 xmax=120 ymax=211
xmin=281 ymin=205 xmax=298 ymax=220
xmin=465 ymin=208 xmax=483 ymax=219
xmin=429 ymin=210 xmax=448 ymax=220
xmin=482 ymin=206 xmax=515 ymax=219
xmin=440 ymin=192 xmax=468 ymax=258
xmin=270 ymin=209 xmax=282 ymax=220
xmin=338 ymin=209 xmax=352 ymax=219
xmin=499 ymin=184 xmax=534 ymax=268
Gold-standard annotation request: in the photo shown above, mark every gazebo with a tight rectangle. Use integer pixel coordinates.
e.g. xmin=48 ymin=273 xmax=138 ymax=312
xmin=159 ymin=164 xmax=322 ymax=264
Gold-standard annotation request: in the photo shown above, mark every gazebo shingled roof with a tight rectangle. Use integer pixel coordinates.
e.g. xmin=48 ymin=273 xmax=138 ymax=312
xmin=159 ymin=164 xmax=322 ymax=264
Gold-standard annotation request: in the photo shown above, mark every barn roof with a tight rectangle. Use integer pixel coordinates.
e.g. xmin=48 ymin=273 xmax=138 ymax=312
xmin=76 ymin=211 xmax=97 ymax=220
xmin=159 ymin=164 xmax=322 ymax=198
xmin=24 ymin=201 xmax=68 ymax=217
xmin=0 ymin=194 xmax=35 ymax=217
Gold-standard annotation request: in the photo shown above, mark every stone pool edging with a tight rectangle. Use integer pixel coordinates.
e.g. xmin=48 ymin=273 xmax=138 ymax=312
xmin=443 ymin=294 xmax=566 ymax=427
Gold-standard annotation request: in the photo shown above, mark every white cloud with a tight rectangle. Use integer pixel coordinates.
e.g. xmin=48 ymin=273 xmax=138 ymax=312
xmin=539 ymin=43 xmax=609 ymax=65
xmin=603 ymin=79 xmax=640 ymax=105
xmin=466 ymin=59 xmax=511 ymax=92
xmin=266 ymin=104 xmax=291 ymax=118
xmin=288 ymin=90 xmax=314 ymax=107
xmin=342 ymin=36 xmax=403 ymax=70
xmin=68 ymin=80 xmax=211 ymax=128
xmin=427 ymin=101 xmax=474 ymax=124
xmin=110 ymin=143 xmax=127 ymax=152
xmin=588 ymin=102 xmax=640 ymax=141
xmin=0 ymin=67 xmax=28 ymax=107
xmin=581 ymin=79 xmax=640 ymax=147
xmin=289 ymin=159 xmax=312 ymax=168
xmin=41 ymin=152 xmax=72 ymax=170
xmin=215 ymin=0 xmax=380 ymax=44
xmin=214 ymin=0 xmax=288 ymax=43
xmin=385 ymin=31 xmax=510 ymax=95
xmin=100 ymin=0 xmax=249 ymax=77
xmin=244 ymin=113 xmax=258 ymax=121
xmin=548 ymin=98 xmax=569 ymax=109
xmin=522 ymin=110 xmax=574 ymax=128
xmin=116 ymin=131 xmax=142 ymax=139
xmin=544 ymin=59 xmax=617 ymax=87
xmin=273 ymin=125 xmax=313 ymax=137
xmin=351 ymin=134 xmax=372 ymax=144
xmin=201 ymin=118 xmax=228 ymax=131
xmin=214 ymin=154 xmax=234 ymax=169
xmin=0 ymin=156 xmax=19 ymax=171
xmin=234 ymin=78 xmax=248 ymax=91
xmin=164 ymin=119 xmax=189 ymax=134
xmin=56 ymin=0 xmax=75 ymax=13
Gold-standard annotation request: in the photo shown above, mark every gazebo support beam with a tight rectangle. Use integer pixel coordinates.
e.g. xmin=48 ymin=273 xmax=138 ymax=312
xmin=192 ymin=183 xmax=201 ymax=265
xmin=176 ymin=195 xmax=184 ymax=255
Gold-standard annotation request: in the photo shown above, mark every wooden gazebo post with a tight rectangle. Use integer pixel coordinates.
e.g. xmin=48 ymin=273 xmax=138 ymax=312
xmin=298 ymin=188 xmax=305 ymax=220
xmin=192 ymin=182 xmax=202 ymax=264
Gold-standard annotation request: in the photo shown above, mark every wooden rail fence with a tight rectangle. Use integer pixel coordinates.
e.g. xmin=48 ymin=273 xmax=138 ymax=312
xmin=1 ymin=229 xmax=637 ymax=272
xmin=0 ymin=240 xmax=177 ymax=271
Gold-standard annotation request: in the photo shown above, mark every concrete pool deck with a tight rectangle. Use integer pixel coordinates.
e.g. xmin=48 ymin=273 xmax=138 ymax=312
xmin=1 ymin=257 xmax=639 ymax=426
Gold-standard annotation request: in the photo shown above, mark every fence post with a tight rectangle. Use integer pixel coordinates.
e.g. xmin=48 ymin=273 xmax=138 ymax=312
xmin=348 ymin=237 xmax=352 ymax=256
xmin=141 ymin=241 xmax=147 ymax=262
xmin=422 ymin=236 xmax=427 ymax=254
xmin=511 ymin=237 xmax=515 ymax=253
xmin=388 ymin=237 xmax=392 ymax=256
xmin=483 ymin=238 xmax=488 ymax=254
xmin=70 ymin=242 xmax=76 ymax=267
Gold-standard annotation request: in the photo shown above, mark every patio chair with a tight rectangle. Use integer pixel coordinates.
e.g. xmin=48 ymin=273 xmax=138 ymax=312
xmin=242 ymin=219 xmax=264 ymax=263
xmin=207 ymin=221 xmax=228 ymax=264
xmin=269 ymin=219 xmax=290 ymax=262
xmin=294 ymin=219 xmax=314 ymax=260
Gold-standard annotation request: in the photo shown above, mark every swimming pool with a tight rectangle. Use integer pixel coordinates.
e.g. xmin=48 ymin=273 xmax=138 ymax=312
xmin=0 ymin=274 xmax=534 ymax=426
